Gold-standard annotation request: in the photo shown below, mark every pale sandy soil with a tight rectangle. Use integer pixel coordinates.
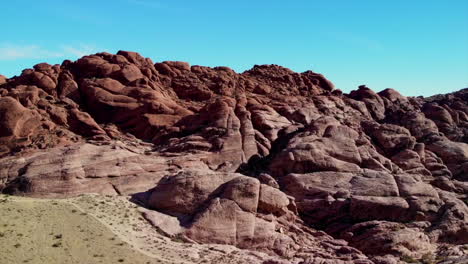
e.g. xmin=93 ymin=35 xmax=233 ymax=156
xmin=0 ymin=194 xmax=276 ymax=264
xmin=0 ymin=194 xmax=155 ymax=264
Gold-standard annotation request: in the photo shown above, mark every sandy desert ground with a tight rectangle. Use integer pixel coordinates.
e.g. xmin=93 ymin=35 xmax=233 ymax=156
xmin=0 ymin=194 xmax=274 ymax=264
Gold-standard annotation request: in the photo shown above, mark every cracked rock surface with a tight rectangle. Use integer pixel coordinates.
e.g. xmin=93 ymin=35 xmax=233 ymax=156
xmin=0 ymin=51 xmax=467 ymax=263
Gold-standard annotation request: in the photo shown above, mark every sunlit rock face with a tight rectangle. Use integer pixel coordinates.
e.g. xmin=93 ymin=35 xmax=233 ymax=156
xmin=1 ymin=51 xmax=467 ymax=263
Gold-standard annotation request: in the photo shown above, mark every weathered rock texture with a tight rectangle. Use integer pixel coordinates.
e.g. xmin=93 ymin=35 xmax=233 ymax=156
xmin=0 ymin=51 xmax=467 ymax=263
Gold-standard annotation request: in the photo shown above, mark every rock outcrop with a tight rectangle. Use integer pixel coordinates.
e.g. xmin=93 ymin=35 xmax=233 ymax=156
xmin=0 ymin=51 xmax=467 ymax=263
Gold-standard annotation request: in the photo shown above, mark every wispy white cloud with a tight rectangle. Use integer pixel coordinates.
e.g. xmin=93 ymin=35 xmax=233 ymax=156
xmin=0 ymin=44 xmax=100 ymax=60
xmin=326 ymin=32 xmax=384 ymax=51
xmin=60 ymin=44 xmax=99 ymax=57
xmin=0 ymin=45 xmax=62 ymax=60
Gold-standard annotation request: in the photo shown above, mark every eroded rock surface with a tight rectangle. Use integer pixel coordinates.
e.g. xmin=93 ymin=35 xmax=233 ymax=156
xmin=1 ymin=51 xmax=467 ymax=263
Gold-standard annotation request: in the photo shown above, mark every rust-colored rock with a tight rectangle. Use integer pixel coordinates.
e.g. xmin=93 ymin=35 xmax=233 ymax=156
xmin=0 ymin=51 xmax=467 ymax=263
xmin=0 ymin=74 xmax=7 ymax=85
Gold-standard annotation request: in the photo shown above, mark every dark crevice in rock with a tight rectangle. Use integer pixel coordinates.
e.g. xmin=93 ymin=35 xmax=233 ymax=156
xmin=110 ymin=183 xmax=122 ymax=195
xmin=236 ymin=126 xmax=307 ymax=177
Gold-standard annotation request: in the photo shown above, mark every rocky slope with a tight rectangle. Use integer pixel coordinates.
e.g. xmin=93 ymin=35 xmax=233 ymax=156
xmin=0 ymin=51 xmax=467 ymax=263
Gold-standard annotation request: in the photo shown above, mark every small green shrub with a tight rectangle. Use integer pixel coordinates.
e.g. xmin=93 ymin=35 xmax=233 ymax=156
xmin=401 ymin=255 xmax=418 ymax=263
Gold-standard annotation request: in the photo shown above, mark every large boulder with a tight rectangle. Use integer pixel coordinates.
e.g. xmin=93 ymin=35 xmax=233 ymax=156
xmin=145 ymin=170 xmax=370 ymax=261
xmin=426 ymin=139 xmax=468 ymax=180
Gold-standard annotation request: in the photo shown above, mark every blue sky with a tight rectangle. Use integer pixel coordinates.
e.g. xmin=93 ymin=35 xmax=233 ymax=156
xmin=1 ymin=0 xmax=467 ymax=96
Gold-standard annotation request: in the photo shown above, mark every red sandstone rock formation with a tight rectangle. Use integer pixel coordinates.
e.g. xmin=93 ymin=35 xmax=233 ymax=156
xmin=0 ymin=51 xmax=467 ymax=263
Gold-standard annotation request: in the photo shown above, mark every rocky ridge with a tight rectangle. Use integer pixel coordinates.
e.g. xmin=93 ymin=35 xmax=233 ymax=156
xmin=0 ymin=51 xmax=467 ymax=263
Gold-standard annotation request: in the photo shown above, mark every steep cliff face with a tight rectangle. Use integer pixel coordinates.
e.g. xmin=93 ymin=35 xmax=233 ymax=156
xmin=0 ymin=51 xmax=467 ymax=263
